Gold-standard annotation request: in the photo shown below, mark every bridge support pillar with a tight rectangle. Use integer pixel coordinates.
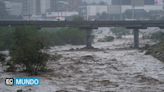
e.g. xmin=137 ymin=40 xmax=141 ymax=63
xmin=86 ymin=29 xmax=93 ymax=49
xmin=133 ymin=28 xmax=139 ymax=49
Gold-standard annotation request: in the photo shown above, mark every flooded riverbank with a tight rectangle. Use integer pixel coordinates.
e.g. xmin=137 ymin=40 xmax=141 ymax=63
xmin=0 ymin=38 xmax=164 ymax=92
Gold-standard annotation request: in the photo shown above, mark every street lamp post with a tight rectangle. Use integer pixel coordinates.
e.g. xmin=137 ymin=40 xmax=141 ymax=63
xmin=132 ymin=0 xmax=135 ymax=19
xmin=120 ymin=0 xmax=122 ymax=20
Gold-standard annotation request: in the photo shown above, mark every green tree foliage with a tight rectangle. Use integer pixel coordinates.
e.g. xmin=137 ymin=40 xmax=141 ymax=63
xmin=146 ymin=32 xmax=164 ymax=62
xmin=0 ymin=27 xmax=87 ymax=50
xmin=41 ymin=28 xmax=87 ymax=46
xmin=104 ymin=36 xmax=115 ymax=42
xmin=0 ymin=27 xmax=14 ymax=50
xmin=0 ymin=26 xmax=87 ymax=75
xmin=98 ymin=36 xmax=115 ymax=42
xmin=10 ymin=26 xmax=49 ymax=75
xmin=72 ymin=15 xmax=84 ymax=21
xmin=111 ymin=27 xmax=130 ymax=38
xmin=97 ymin=12 xmax=110 ymax=20
xmin=0 ymin=53 xmax=6 ymax=63
xmin=66 ymin=15 xmax=84 ymax=21
xmin=145 ymin=42 xmax=164 ymax=62
xmin=151 ymin=31 xmax=164 ymax=41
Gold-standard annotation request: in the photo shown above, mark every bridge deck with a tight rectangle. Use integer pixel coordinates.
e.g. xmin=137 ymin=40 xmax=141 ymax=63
xmin=0 ymin=20 xmax=164 ymax=28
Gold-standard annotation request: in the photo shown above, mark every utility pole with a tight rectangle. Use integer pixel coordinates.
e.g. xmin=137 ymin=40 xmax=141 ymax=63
xmin=163 ymin=0 xmax=164 ymax=11
xmin=120 ymin=0 xmax=122 ymax=20
xmin=132 ymin=0 xmax=135 ymax=19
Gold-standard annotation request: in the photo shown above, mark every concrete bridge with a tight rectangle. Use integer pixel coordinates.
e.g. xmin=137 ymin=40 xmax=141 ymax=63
xmin=0 ymin=20 xmax=164 ymax=49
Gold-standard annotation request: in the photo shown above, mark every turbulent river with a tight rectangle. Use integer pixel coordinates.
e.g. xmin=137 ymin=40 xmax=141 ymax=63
xmin=0 ymin=38 xmax=164 ymax=92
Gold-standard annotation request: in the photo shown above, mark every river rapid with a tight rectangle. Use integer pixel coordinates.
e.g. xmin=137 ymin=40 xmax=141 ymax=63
xmin=0 ymin=37 xmax=164 ymax=92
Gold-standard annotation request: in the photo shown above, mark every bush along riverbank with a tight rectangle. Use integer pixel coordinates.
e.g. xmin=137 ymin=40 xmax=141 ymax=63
xmin=145 ymin=42 xmax=164 ymax=62
xmin=0 ymin=26 xmax=86 ymax=75
xmin=145 ymin=31 xmax=164 ymax=62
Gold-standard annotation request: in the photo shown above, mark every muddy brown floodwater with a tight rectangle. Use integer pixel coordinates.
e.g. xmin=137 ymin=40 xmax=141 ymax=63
xmin=0 ymin=38 xmax=164 ymax=92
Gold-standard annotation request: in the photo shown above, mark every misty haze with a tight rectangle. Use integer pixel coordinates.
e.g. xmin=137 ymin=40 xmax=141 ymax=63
xmin=0 ymin=0 xmax=164 ymax=92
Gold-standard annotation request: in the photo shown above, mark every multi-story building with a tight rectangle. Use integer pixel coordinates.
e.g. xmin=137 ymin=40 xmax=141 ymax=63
xmin=40 ymin=0 xmax=50 ymax=14
xmin=21 ymin=0 xmax=51 ymax=19
xmin=4 ymin=1 xmax=22 ymax=16
xmin=50 ymin=0 xmax=82 ymax=12
xmin=21 ymin=0 xmax=31 ymax=16
xmin=5 ymin=0 xmax=82 ymax=19
xmin=111 ymin=0 xmax=155 ymax=5
xmin=68 ymin=0 xmax=82 ymax=11
xmin=79 ymin=0 xmax=164 ymax=20
xmin=46 ymin=11 xmax=79 ymax=21
xmin=50 ymin=0 xmax=57 ymax=11
xmin=109 ymin=0 xmax=163 ymax=16
xmin=79 ymin=4 xmax=108 ymax=20
xmin=108 ymin=0 xmax=164 ymax=20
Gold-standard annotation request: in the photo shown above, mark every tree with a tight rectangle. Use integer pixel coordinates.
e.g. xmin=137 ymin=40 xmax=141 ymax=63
xmin=10 ymin=26 xmax=49 ymax=75
xmin=96 ymin=12 xmax=110 ymax=20
xmin=41 ymin=28 xmax=87 ymax=46
xmin=111 ymin=27 xmax=130 ymax=38
xmin=66 ymin=15 xmax=84 ymax=21
xmin=0 ymin=27 xmax=14 ymax=50
xmin=151 ymin=31 xmax=164 ymax=41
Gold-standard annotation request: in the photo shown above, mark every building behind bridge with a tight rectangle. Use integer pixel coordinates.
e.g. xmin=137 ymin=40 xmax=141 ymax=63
xmin=2 ymin=0 xmax=82 ymax=20
xmin=79 ymin=0 xmax=164 ymax=20
xmin=2 ymin=0 xmax=164 ymax=20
